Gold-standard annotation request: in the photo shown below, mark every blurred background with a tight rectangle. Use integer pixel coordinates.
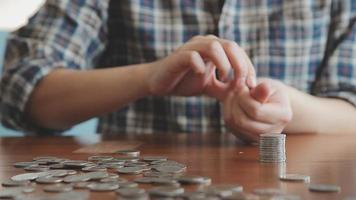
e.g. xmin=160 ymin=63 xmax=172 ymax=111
xmin=0 ymin=0 xmax=97 ymax=136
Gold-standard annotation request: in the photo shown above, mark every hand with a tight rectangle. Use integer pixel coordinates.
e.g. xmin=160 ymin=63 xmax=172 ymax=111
xmin=223 ymin=78 xmax=293 ymax=142
xmin=146 ymin=35 xmax=256 ymax=100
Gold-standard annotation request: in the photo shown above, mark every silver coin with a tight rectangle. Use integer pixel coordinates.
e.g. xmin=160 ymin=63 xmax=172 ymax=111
xmin=149 ymin=186 xmax=184 ymax=197
xmin=51 ymin=191 xmax=90 ymax=200
xmin=116 ymin=188 xmax=146 ymax=197
xmin=85 ymin=171 xmax=109 ymax=180
xmin=223 ymin=192 xmax=260 ymax=200
xmin=179 ymin=191 xmax=207 ymax=200
xmin=154 ymin=165 xmax=186 ymax=174
xmin=253 ymin=188 xmax=285 ymax=196
xmin=113 ymin=157 xmax=140 ymax=162
xmin=63 ymin=160 xmax=92 ymax=169
xmin=36 ymin=176 xmax=63 ymax=184
xmin=0 ymin=187 xmax=35 ymax=199
xmin=279 ymin=174 xmax=310 ymax=182
xmin=176 ymin=175 xmax=212 ymax=185
xmin=48 ymin=163 xmax=66 ymax=169
xmin=82 ymin=166 xmax=107 ymax=172
xmin=63 ymin=174 xmax=90 ymax=183
xmin=24 ymin=165 xmax=50 ymax=172
xmin=200 ymin=184 xmax=243 ymax=197
xmin=44 ymin=184 xmax=73 ymax=193
xmin=308 ymin=184 xmax=341 ymax=193
xmin=11 ymin=172 xmax=45 ymax=181
xmin=88 ymin=155 xmax=113 ymax=162
xmin=46 ymin=170 xmax=72 ymax=177
xmin=117 ymin=166 xmax=145 ymax=174
xmin=143 ymin=171 xmax=176 ymax=178
xmin=13 ymin=162 xmax=39 ymax=168
xmin=33 ymin=156 xmax=58 ymax=161
xmin=73 ymin=182 xmax=92 ymax=189
xmin=116 ymin=150 xmax=141 ymax=157
xmin=2 ymin=179 xmax=31 ymax=187
xmin=125 ymin=161 xmax=149 ymax=167
xmin=87 ymin=182 xmax=119 ymax=192
xmin=118 ymin=181 xmax=139 ymax=188
xmin=151 ymin=177 xmax=180 ymax=186
xmin=142 ymin=156 xmax=168 ymax=162
xmin=134 ymin=177 xmax=155 ymax=184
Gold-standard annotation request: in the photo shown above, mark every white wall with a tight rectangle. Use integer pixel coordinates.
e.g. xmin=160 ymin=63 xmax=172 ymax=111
xmin=0 ymin=0 xmax=45 ymax=31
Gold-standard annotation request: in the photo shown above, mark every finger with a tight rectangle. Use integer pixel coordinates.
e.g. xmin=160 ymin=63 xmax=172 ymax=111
xmin=220 ymin=40 xmax=249 ymax=84
xmin=187 ymin=39 xmax=232 ymax=81
xmin=250 ymin=82 xmax=273 ymax=103
xmin=231 ymin=90 xmax=279 ymax=138
xmin=183 ymin=51 xmax=206 ymax=74
xmin=240 ymin=88 xmax=291 ymax=124
xmin=230 ymin=93 xmax=260 ymax=142
xmin=223 ymin=91 xmax=235 ymax=125
xmin=239 ymin=48 xmax=257 ymax=88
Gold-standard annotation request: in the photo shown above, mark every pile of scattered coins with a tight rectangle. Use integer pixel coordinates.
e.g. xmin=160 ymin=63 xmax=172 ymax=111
xmin=0 ymin=148 xmax=345 ymax=200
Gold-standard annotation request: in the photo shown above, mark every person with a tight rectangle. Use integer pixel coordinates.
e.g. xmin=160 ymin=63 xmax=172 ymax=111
xmin=0 ymin=0 xmax=355 ymax=142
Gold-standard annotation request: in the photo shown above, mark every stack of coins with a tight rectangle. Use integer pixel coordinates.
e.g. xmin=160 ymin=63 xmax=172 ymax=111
xmin=259 ymin=133 xmax=286 ymax=163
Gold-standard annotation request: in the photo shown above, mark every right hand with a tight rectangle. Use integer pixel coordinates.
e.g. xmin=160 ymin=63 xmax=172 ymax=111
xmin=146 ymin=35 xmax=256 ymax=101
xmin=223 ymin=78 xmax=293 ymax=142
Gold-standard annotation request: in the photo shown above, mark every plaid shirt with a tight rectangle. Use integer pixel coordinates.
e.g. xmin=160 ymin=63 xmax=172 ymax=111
xmin=1 ymin=0 xmax=355 ymax=135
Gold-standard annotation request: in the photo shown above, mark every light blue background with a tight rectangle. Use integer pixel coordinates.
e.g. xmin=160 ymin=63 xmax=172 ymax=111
xmin=0 ymin=31 xmax=98 ymax=136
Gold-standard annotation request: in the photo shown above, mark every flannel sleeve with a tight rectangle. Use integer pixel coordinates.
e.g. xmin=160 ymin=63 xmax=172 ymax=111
xmin=0 ymin=0 xmax=109 ymax=135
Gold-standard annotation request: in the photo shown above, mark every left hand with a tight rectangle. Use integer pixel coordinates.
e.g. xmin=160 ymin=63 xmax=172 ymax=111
xmin=223 ymin=78 xmax=293 ymax=142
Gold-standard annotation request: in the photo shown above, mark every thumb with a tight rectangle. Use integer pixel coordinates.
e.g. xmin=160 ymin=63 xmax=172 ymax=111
xmin=250 ymin=82 xmax=272 ymax=103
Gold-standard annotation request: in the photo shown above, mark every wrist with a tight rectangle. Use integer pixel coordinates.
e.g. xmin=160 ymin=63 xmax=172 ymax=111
xmin=131 ymin=62 xmax=156 ymax=97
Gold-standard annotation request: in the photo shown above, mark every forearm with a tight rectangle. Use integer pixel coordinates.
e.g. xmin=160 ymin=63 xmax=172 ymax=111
xmin=284 ymin=85 xmax=356 ymax=134
xmin=26 ymin=63 xmax=152 ymax=130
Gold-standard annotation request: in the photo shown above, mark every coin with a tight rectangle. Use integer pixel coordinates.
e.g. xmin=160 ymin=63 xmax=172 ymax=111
xmin=11 ymin=172 xmax=46 ymax=181
xmin=63 ymin=160 xmax=93 ymax=169
xmin=116 ymin=188 xmax=146 ymax=197
xmin=63 ymin=174 xmax=90 ymax=183
xmin=116 ymin=150 xmax=141 ymax=157
xmin=253 ymin=188 xmax=285 ymax=196
xmin=151 ymin=177 xmax=180 ymax=186
xmin=0 ymin=187 xmax=35 ymax=199
xmin=73 ymin=182 xmax=92 ymax=189
xmin=149 ymin=186 xmax=184 ymax=197
xmin=134 ymin=177 xmax=155 ymax=184
xmin=119 ymin=181 xmax=139 ymax=188
xmin=82 ymin=166 xmax=107 ymax=172
xmin=36 ymin=176 xmax=63 ymax=184
xmin=200 ymin=184 xmax=243 ymax=197
xmin=88 ymin=155 xmax=113 ymax=162
xmin=13 ymin=162 xmax=39 ymax=168
xmin=24 ymin=165 xmax=50 ymax=172
xmin=308 ymin=184 xmax=341 ymax=193
xmin=2 ymin=179 xmax=31 ymax=187
xmin=176 ymin=175 xmax=212 ymax=185
xmin=87 ymin=182 xmax=119 ymax=192
xmin=154 ymin=165 xmax=186 ymax=174
xmin=51 ymin=191 xmax=90 ymax=200
xmin=259 ymin=133 xmax=286 ymax=163
xmin=43 ymin=184 xmax=73 ymax=193
xmin=85 ymin=171 xmax=109 ymax=180
xmin=142 ymin=156 xmax=167 ymax=162
xmin=279 ymin=174 xmax=310 ymax=182
xmin=117 ymin=166 xmax=146 ymax=174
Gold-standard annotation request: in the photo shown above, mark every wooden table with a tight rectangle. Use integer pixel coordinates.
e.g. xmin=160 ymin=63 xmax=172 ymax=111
xmin=1 ymin=133 xmax=356 ymax=200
